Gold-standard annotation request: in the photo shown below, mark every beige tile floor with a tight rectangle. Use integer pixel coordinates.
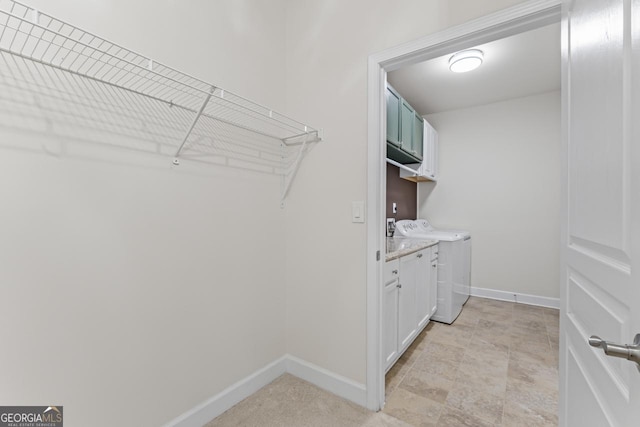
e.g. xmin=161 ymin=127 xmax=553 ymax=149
xmin=206 ymin=297 xmax=560 ymax=426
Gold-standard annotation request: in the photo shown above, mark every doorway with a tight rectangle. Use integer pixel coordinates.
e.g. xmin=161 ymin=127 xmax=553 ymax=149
xmin=365 ymin=0 xmax=563 ymax=411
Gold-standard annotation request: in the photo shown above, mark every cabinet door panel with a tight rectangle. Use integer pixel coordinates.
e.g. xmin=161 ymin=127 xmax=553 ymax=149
xmin=383 ymin=280 xmax=399 ymax=371
xmin=415 ymin=249 xmax=431 ymax=329
xmin=386 ymin=87 xmax=401 ymax=145
xmin=423 ymin=120 xmax=436 ymax=179
xmin=399 ymin=254 xmax=418 ymax=351
xmin=413 ymin=114 xmax=424 ymax=161
xmin=400 ymin=99 xmax=414 ymax=153
xmin=431 ymin=128 xmax=439 ymax=179
xmin=430 ymin=257 xmax=438 ymax=317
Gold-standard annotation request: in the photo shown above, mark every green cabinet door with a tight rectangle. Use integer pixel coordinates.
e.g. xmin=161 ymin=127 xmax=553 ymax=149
xmin=386 ymin=83 xmax=422 ymax=164
xmin=400 ymin=98 xmax=414 ymax=154
xmin=386 ymin=86 xmax=401 ymax=145
xmin=413 ymin=113 xmax=423 ymax=161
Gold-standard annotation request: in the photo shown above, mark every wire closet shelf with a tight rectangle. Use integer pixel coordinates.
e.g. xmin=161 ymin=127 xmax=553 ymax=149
xmin=0 ymin=0 xmax=321 ymax=201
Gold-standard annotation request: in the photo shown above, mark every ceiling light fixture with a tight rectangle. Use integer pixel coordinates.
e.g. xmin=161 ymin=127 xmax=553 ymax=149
xmin=448 ymin=49 xmax=484 ymax=73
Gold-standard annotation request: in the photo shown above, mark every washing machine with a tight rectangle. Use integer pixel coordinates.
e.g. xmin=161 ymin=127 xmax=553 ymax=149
xmin=395 ymin=219 xmax=472 ymax=324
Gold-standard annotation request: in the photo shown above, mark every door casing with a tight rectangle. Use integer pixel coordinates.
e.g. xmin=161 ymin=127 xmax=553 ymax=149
xmin=365 ymin=0 xmax=563 ymax=410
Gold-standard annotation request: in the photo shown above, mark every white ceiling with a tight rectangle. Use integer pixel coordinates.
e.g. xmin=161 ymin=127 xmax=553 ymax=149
xmin=387 ymin=23 xmax=561 ymax=116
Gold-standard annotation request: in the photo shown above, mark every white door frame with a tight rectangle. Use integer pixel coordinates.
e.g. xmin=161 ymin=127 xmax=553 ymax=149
xmin=365 ymin=0 xmax=562 ymax=410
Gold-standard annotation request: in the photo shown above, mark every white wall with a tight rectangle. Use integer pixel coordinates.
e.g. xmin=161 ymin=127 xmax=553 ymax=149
xmin=0 ymin=1 xmax=288 ymax=426
xmin=283 ymin=0 xmax=529 ymax=384
xmin=421 ymin=91 xmax=561 ymax=299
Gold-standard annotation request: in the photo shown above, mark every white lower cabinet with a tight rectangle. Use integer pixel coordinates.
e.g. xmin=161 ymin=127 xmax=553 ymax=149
xmin=398 ymin=252 xmax=419 ymax=351
xmin=383 ymin=260 xmax=400 ymax=369
xmin=385 ymin=245 xmax=438 ymax=372
xmin=415 ymin=249 xmax=431 ymax=330
xmin=429 ymin=251 xmax=438 ymax=317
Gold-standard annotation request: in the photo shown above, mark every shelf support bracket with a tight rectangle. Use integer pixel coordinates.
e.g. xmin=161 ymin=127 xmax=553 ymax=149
xmin=280 ymin=133 xmax=310 ymax=207
xmin=173 ymin=87 xmax=214 ymax=165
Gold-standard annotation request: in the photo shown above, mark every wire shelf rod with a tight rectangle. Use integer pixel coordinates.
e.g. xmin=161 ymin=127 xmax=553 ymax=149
xmin=7 ymin=14 xmax=204 ymax=96
xmin=1 ymin=53 xmax=192 ymax=145
xmin=0 ymin=0 xmax=323 ymax=201
xmin=1 ymin=14 xmax=211 ymax=109
xmin=205 ymin=93 xmax=304 ymax=135
xmin=0 ymin=45 xmax=199 ymax=113
xmin=1 ymin=2 xmax=316 ymax=135
xmin=3 ymin=46 xmax=309 ymax=146
xmin=2 ymin=42 xmax=312 ymax=143
xmin=4 ymin=61 xmax=187 ymax=145
xmin=8 ymin=3 xmax=208 ymax=88
xmin=198 ymin=110 xmax=300 ymax=142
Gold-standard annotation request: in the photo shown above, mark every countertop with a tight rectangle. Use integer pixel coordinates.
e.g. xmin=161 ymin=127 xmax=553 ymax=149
xmin=385 ymin=237 xmax=438 ymax=262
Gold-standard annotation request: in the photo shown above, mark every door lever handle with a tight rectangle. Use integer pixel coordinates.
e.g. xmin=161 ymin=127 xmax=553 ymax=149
xmin=588 ymin=334 xmax=640 ymax=372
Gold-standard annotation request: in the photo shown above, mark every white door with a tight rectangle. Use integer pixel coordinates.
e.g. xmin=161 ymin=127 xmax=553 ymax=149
xmin=561 ymin=0 xmax=640 ymax=425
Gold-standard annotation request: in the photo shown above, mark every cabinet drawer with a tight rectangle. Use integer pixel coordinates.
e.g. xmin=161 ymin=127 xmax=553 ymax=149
xmin=385 ymin=259 xmax=400 ymax=284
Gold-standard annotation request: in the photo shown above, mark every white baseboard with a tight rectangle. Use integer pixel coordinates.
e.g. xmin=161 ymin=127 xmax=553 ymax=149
xmin=165 ymin=354 xmax=367 ymax=427
xmin=285 ymin=355 xmax=367 ymax=407
xmin=470 ymin=286 xmax=560 ymax=309
xmin=165 ymin=356 xmax=287 ymax=427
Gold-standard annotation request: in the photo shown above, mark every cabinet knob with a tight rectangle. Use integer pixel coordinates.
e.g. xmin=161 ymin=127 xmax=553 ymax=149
xmin=392 ymin=269 xmax=398 ymax=275
xmin=417 ymin=253 xmax=423 ymax=258
xmin=397 ymin=283 xmax=402 ymax=289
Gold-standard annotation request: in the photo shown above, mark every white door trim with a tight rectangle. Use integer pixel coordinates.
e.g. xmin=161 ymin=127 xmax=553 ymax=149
xmin=365 ymin=0 xmax=562 ymax=410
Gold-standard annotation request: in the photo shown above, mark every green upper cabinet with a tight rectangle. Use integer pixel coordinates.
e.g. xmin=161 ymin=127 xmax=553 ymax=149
xmin=400 ymin=99 xmax=414 ymax=154
xmin=413 ymin=113 xmax=424 ymax=161
xmin=386 ymin=86 xmax=401 ymax=146
xmin=386 ymin=83 xmax=423 ymax=164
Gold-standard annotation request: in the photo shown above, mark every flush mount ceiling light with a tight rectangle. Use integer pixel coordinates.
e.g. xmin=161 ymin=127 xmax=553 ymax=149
xmin=448 ymin=49 xmax=484 ymax=73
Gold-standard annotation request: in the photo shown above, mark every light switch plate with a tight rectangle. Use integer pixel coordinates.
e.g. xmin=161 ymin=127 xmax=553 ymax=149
xmin=352 ymin=201 xmax=365 ymax=223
